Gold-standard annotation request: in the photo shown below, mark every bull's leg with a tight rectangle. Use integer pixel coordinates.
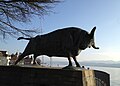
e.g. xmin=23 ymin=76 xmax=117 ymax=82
xmin=68 ymin=57 xmax=72 ymax=66
xmin=33 ymin=54 xmax=37 ymax=65
xmin=14 ymin=53 xmax=28 ymax=65
xmin=33 ymin=58 xmax=36 ymax=64
xmin=73 ymin=56 xmax=81 ymax=68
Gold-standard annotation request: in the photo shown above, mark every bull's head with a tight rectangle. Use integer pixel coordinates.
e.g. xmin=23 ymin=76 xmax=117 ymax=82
xmin=89 ymin=27 xmax=99 ymax=49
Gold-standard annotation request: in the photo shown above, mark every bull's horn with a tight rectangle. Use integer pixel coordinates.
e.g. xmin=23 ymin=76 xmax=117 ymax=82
xmin=90 ymin=26 xmax=96 ymax=38
xmin=90 ymin=26 xmax=99 ymax=49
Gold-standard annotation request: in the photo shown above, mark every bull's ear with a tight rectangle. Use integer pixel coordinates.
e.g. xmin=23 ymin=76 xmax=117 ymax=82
xmin=90 ymin=26 xmax=96 ymax=38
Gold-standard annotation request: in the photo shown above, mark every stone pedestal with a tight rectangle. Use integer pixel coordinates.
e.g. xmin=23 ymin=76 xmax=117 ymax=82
xmin=0 ymin=66 xmax=110 ymax=86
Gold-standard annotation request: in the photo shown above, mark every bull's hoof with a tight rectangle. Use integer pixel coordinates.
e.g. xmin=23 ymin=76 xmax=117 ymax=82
xmin=62 ymin=66 xmax=81 ymax=70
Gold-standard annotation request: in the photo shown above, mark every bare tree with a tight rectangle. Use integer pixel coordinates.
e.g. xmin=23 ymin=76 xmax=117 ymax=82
xmin=0 ymin=0 xmax=59 ymax=39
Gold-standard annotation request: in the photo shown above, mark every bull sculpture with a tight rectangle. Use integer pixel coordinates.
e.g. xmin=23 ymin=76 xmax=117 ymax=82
xmin=15 ymin=27 xmax=99 ymax=68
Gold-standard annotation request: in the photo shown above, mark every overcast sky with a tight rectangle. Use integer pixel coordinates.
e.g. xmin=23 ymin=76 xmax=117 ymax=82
xmin=1 ymin=0 xmax=120 ymax=61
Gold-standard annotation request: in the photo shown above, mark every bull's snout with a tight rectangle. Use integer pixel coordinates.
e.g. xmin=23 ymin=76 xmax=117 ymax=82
xmin=92 ymin=44 xmax=99 ymax=49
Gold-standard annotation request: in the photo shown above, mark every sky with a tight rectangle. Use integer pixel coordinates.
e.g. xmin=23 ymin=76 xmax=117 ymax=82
xmin=0 ymin=0 xmax=120 ymax=62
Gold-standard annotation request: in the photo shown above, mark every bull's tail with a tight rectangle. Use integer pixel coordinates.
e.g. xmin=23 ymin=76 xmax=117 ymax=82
xmin=17 ymin=37 xmax=31 ymax=40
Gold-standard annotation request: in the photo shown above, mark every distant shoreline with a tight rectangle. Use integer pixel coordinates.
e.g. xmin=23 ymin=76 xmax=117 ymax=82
xmin=49 ymin=61 xmax=120 ymax=68
xmin=80 ymin=61 xmax=120 ymax=68
xmin=83 ymin=64 xmax=120 ymax=68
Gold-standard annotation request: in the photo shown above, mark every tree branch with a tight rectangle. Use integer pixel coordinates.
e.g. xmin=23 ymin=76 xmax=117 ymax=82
xmin=0 ymin=0 xmax=60 ymax=39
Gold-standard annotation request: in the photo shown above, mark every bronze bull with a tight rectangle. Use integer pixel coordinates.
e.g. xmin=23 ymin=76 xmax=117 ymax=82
xmin=15 ymin=27 xmax=99 ymax=67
